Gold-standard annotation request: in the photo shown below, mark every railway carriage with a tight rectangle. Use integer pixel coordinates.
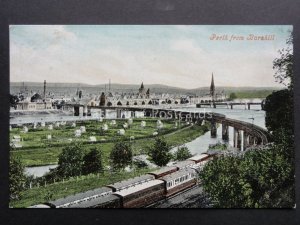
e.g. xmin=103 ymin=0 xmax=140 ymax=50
xmin=48 ymin=187 xmax=113 ymax=208
xmin=68 ymin=194 xmax=121 ymax=208
xmin=159 ymin=168 xmax=197 ymax=197
xmin=172 ymin=160 xmax=195 ymax=170
xmin=147 ymin=166 xmax=178 ymax=178
xmin=188 ymin=153 xmax=213 ymax=170
xmin=106 ymin=174 xmax=155 ymax=192
xmin=113 ymin=180 xmax=165 ymax=208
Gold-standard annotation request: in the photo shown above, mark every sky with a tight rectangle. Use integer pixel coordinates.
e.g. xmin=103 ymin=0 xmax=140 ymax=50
xmin=10 ymin=25 xmax=292 ymax=88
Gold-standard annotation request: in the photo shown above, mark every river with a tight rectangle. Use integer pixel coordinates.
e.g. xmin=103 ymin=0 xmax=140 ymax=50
xmin=18 ymin=99 xmax=265 ymax=177
xmin=170 ymin=100 xmax=265 ymax=154
xmin=25 ymin=164 xmax=58 ymax=177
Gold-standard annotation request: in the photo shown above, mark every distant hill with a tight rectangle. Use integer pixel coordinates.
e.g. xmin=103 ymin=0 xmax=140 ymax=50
xmin=10 ymin=82 xmax=282 ymax=96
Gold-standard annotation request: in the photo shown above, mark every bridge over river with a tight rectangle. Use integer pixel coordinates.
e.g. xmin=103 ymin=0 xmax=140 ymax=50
xmin=196 ymin=100 xmax=265 ymax=110
xmin=65 ymin=103 xmax=271 ymax=151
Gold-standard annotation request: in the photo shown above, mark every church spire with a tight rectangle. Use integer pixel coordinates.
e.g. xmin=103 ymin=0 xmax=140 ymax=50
xmin=210 ymin=73 xmax=215 ymax=99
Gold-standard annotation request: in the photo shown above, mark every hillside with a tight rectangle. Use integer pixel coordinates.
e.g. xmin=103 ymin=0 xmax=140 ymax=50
xmin=10 ymin=82 xmax=282 ymax=96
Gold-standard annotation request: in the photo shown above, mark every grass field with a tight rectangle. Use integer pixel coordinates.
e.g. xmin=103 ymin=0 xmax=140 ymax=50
xmin=11 ymin=118 xmax=209 ymax=166
xmin=232 ymin=90 xmax=274 ymax=99
xmin=10 ymin=118 xmax=176 ymax=149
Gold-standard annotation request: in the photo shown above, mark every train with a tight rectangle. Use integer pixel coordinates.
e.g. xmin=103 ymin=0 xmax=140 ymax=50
xmin=28 ymin=153 xmax=214 ymax=208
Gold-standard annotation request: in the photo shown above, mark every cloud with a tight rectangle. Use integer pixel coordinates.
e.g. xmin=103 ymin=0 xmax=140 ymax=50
xmin=170 ymin=38 xmax=205 ymax=56
xmin=10 ymin=25 xmax=288 ymax=88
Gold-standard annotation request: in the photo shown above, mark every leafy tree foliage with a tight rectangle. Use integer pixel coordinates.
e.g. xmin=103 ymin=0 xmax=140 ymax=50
xmin=200 ymin=145 xmax=294 ymax=208
xmin=148 ymin=137 xmax=172 ymax=166
xmin=57 ymin=143 xmax=84 ymax=178
xmin=110 ymin=142 xmax=132 ymax=170
xmin=82 ymin=148 xmax=103 ymax=175
xmin=265 ymin=89 xmax=293 ymax=136
xmin=10 ymin=94 xmax=19 ymax=109
xmin=229 ymin=92 xmax=237 ymax=100
xmin=44 ymin=191 xmax=54 ymax=202
xmin=174 ymin=146 xmax=192 ymax=161
xmin=265 ymin=31 xmax=294 ymax=161
xmin=273 ymin=33 xmax=293 ymax=89
xmin=9 ymin=156 xmax=26 ymax=199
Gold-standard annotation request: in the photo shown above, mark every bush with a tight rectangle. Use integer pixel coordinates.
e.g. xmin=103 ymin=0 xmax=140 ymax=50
xmin=110 ymin=142 xmax=132 ymax=171
xmin=174 ymin=146 xmax=192 ymax=161
xmin=148 ymin=137 xmax=172 ymax=166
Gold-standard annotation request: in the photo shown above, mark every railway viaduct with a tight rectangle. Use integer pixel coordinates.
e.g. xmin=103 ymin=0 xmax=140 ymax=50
xmin=65 ymin=103 xmax=271 ymax=151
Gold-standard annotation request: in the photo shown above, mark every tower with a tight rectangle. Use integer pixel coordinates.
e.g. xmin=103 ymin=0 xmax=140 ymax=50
xmin=139 ymin=82 xmax=145 ymax=97
xmin=43 ymin=80 xmax=46 ymax=101
xmin=210 ymin=73 xmax=215 ymax=101
xmin=100 ymin=92 xmax=106 ymax=106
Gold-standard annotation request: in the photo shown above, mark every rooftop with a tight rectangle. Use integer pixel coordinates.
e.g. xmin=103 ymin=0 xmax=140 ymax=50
xmin=148 ymin=166 xmax=177 ymax=176
xmin=159 ymin=168 xmax=196 ymax=182
xmin=49 ymin=187 xmax=112 ymax=207
xmin=172 ymin=160 xmax=195 ymax=169
xmin=106 ymin=174 xmax=154 ymax=190
xmin=68 ymin=194 xmax=120 ymax=208
xmin=188 ymin=154 xmax=210 ymax=161
xmin=114 ymin=179 xmax=164 ymax=197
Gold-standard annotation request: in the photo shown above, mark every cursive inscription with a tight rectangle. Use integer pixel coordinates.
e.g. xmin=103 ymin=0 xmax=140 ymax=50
xmin=209 ymin=34 xmax=275 ymax=41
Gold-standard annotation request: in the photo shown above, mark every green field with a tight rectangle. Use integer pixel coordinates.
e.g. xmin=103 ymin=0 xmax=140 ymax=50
xmin=11 ymin=118 xmax=209 ymax=166
xmin=232 ymin=90 xmax=274 ymax=99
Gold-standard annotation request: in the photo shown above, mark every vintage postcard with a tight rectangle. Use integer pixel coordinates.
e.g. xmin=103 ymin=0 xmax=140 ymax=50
xmin=9 ymin=25 xmax=294 ymax=208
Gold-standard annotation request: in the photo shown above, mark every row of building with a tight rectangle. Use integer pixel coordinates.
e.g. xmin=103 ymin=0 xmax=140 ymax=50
xmin=12 ymin=75 xmax=226 ymax=110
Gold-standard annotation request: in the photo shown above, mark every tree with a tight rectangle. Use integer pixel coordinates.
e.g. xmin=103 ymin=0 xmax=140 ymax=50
xmin=174 ymin=146 xmax=192 ymax=161
xmin=265 ymin=31 xmax=294 ymax=159
xmin=200 ymin=145 xmax=294 ymax=208
xmin=9 ymin=94 xmax=19 ymax=109
xmin=82 ymin=148 xmax=103 ymax=175
xmin=110 ymin=142 xmax=132 ymax=171
xmin=273 ymin=33 xmax=293 ymax=89
xmin=57 ymin=143 xmax=84 ymax=178
xmin=9 ymin=156 xmax=26 ymax=200
xmin=229 ymin=92 xmax=237 ymax=100
xmin=264 ymin=89 xmax=293 ymax=138
xmin=148 ymin=137 xmax=172 ymax=166
xmin=200 ymin=156 xmax=243 ymax=208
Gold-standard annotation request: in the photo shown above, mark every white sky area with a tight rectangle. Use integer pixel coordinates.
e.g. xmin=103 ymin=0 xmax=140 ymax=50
xmin=10 ymin=25 xmax=292 ymax=88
